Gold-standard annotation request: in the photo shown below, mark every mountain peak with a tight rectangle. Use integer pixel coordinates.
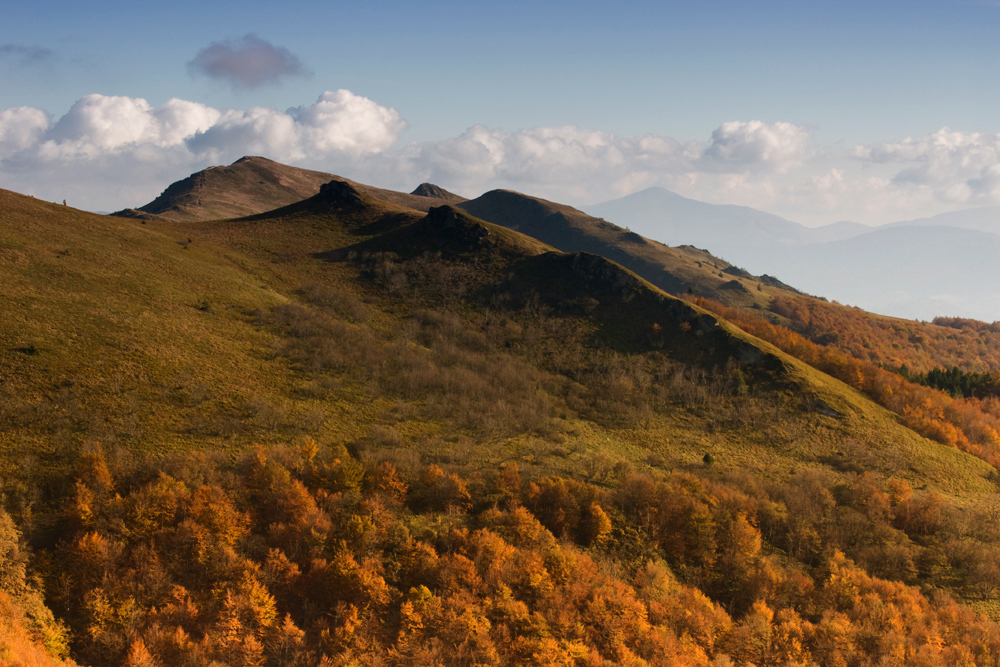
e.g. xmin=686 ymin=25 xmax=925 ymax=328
xmin=318 ymin=179 xmax=366 ymax=207
xmin=251 ymin=178 xmax=380 ymax=219
xmin=114 ymin=157 xmax=342 ymax=222
xmin=233 ymin=155 xmax=272 ymax=164
xmin=410 ymin=183 xmax=463 ymax=201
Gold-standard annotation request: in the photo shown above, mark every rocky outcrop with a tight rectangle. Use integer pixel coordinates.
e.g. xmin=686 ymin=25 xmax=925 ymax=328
xmin=410 ymin=183 xmax=464 ymax=201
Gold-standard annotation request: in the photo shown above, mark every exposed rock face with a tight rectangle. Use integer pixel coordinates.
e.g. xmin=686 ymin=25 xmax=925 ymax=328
xmin=760 ymin=274 xmax=802 ymax=294
xmin=723 ymin=265 xmax=754 ymax=279
xmin=318 ymin=180 xmax=366 ymax=208
xmin=425 ymin=206 xmax=492 ymax=239
xmin=425 ymin=205 xmax=468 ymax=228
xmin=720 ymin=279 xmax=753 ymax=294
xmin=569 ymin=252 xmax=643 ymax=294
xmin=410 ymin=183 xmax=464 ymax=202
xmin=412 ymin=206 xmax=498 ymax=251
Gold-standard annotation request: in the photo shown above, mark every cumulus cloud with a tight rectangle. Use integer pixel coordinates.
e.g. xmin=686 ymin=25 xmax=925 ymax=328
xmin=701 ymin=120 xmax=812 ymax=171
xmin=9 ymin=87 xmax=1000 ymax=226
xmin=356 ymin=121 xmax=803 ymax=205
xmin=0 ymin=44 xmax=54 ymax=65
xmin=188 ymin=34 xmax=309 ymax=89
xmin=328 ymin=121 xmax=1000 ymax=225
xmin=853 ymin=128 xmax=1000 ymax=206
xmin=0 ymin=90 xmax=402 ymax=164
xmin=185 ymin=90 xmax=406 ymax=161
xmin=289 ymin=90 xmax=408 ymax=156
xmin=0 ymin=90 xmax=404 ymax=210
xmin=0 ymin=107 xmax=49 ymax=155
xmin=37 ymin=95 xmax=222 ymax=159
xmin=0 ymin=97 xmax=828 ymax=217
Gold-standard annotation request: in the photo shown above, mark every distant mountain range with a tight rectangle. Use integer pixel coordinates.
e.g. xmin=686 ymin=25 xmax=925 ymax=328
xmin=886 ymin=207 xmax=1000 ymax=235
xmin=585 ymin=188 xmax=1000 ymax=321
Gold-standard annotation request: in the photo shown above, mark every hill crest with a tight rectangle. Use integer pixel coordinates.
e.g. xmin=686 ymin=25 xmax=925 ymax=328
xmin=409 ymin=182 xmax=466 ymax=203
xmin=458 ymin=188 xmax=798 ymax=309
xmin=114 ymin=156 xmax=464 ymax=221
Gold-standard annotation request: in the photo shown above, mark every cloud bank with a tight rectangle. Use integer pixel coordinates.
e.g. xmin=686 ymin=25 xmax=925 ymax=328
xmin=188 ymin=35 xmax=308 ymax=89
xmin=0 ymin=91 xmax=405 ymax=209
xmin=4 ymin=89 xmax=1000 ymax=224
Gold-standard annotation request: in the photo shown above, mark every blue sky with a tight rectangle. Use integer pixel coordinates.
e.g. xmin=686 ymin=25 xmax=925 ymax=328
xmin=3 ymin=0 xmax=1000 ymax=224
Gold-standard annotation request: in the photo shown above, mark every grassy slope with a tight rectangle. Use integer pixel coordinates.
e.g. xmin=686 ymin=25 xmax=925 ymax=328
xmin=127 ymin=159 xmax=1000 ymax=379
xmin=458 ymin=189 xmax=794 ymax=309
xmin=0 ymin=191 xmax=313 ymax=464
xmin=457 ymin=188 xmax=1000 ymax=376
xmin=2 ymin=186 xmax=995 ymax=508
xmin=501 ymin=248 xmax=998 ymax=499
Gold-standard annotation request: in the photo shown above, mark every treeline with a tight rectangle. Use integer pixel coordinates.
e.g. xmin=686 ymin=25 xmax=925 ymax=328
xmin=8 ymin=442 xmax=1000 ymax=666
xmin=692 ymin=297 xmax=1000 ymax=467
xmin=769 ymin=296 xmax=1000 ymax=374
xmin=902 ymin=365 xmax=1000 ymax=400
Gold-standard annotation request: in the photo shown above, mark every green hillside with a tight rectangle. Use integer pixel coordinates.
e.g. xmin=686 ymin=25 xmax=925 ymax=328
xmin=4 ymin=184 xmax=990 ymax=495
xmin=4 ymin=177 xmax=1000 ymax=665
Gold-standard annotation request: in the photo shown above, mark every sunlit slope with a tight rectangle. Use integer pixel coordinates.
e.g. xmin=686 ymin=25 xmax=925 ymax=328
xmin=488 ymin=243 xmax=998 ymax=499
xmin=114 ymin=155 xmax=465 ymax=221
xmin=0 ymin=191 xmax=298 ymax=461
xmin=1 ymin=186 xmax=997 ymax=502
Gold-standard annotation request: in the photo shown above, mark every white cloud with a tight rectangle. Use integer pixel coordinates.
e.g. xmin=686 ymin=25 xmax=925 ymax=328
xmin=37 ymin=94 xmax=221 ymax=159
xmin=185 ymin=106 xmax=302 ymax=161
xmin=369 ymin=124 xmax=700 ymax=204
xmin=701 ymin=120 xmax=812 ymax=171
xmin=289 ymin=90 xmax=405 ymax=156
xmin=0 ymin=106 xmax=49 ymax=156
xmin=0 ymin=91 xmax=406 ymax=208
xmin=186 ymin=90 xmax=405 ymax=162
xmin=8 ymin=89 xmax=1000 ymax=226
xmin=348 ymin=121 xmax=808 ymax=206
xmin=853 ymin=128 xmax=1000 ymax=207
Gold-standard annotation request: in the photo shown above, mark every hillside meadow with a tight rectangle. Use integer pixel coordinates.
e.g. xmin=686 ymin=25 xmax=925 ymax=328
xmin=4 ymin=178 xmax=1000 ymax=665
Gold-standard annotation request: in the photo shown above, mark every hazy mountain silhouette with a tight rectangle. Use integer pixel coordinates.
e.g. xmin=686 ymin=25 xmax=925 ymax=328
xmin=587 ymin=187 xmax=1000 ymax=321
xmin=584 ymin=187 xmax=872 ymax=255
xmin=886 ymin=206 xmax=1000 ymax=235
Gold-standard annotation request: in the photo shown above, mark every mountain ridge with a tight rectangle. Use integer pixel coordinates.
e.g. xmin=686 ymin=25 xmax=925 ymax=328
xmin=112 ymin=156 xmax=463 ymax=221
xmin=458 ymin=188 xmax=801 ymax=310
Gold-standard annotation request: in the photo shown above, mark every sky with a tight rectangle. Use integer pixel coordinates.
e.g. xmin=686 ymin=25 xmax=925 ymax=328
xmin=3 ymin=0 xmax=1000 ymax=225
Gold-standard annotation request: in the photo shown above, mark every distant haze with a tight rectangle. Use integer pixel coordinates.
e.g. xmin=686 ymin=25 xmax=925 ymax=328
xmin=586 ymin=187 xmax=1000 ymax=322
